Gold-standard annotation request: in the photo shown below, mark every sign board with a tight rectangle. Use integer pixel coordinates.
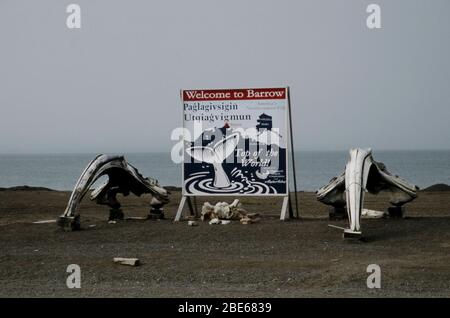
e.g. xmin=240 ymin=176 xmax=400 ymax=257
xmin=181 ymin=87 xmax=289 ymax=196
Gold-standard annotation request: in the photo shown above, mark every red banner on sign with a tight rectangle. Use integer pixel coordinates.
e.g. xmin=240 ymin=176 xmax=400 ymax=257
xmin=182 ymin=88 xmax=286 ymax=101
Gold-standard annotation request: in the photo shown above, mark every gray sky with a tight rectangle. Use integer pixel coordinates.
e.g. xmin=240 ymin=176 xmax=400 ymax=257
xmin=1 ymin=0 xmax=449 ymax=153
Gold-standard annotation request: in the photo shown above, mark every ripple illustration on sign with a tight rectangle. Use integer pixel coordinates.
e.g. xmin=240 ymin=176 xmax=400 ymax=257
xmin=185 ymin=170 xmax=276 ymax=194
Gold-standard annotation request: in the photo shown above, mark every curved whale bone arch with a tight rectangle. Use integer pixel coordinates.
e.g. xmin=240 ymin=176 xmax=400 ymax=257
xmin=186 ymin=133 xmax=240 ymax=188
xmin=58 ymin=154 xmax=169 ymax=231
xmin=316 ymin=148 xmax=419 ymax=239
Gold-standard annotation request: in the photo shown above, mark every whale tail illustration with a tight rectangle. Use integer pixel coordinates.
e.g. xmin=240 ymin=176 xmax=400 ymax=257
xmin=187 ymin=133 xmax=239 ymax=164
xmin=186 ymin=133 xmax=240 ymax=188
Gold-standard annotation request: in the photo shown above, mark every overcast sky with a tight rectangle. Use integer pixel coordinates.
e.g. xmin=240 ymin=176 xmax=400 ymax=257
xmin=1 ymin=0 xmax=449 ymax=153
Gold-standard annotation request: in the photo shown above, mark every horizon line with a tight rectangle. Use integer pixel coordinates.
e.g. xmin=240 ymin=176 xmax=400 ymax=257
xmin=1 ymin=148 xmax=450 ymax=155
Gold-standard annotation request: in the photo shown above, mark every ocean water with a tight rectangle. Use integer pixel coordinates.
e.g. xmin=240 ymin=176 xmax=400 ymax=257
xmin=0 ymin=151 xmax=449 ymax=191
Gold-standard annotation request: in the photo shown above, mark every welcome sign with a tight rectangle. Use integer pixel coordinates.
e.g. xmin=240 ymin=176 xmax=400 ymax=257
xmin=182 ymin=87 xmax=289 ymax=196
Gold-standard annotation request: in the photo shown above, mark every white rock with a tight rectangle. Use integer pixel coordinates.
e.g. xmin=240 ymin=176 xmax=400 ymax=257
xmin=33 ymin=219 xmax=56 ymax=224
xmin=113 ymin=257 xmax=140 ymax=266
xmin=201 ymin=200 xmax=247 ymax=221
xmin=362 ymin=209 xmax=387 ymax=218
xmin=209 ymin=218 xmax=221 ymax=225
xmin=188 ymin=220 xmax=198 ymax=226
xmin=240 ymin=217 xmax=252 ymax=225
xmin=229 ymin=199 xmax=240 ymax=208
xmin=201 ymin=202 xmax=215 ymax=220
xmin=220 ymin=220 xmax=231 ymax=225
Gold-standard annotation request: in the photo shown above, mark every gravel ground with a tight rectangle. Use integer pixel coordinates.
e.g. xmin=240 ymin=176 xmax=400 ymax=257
xmin=1 ymin=190 xmax=450 ymax=297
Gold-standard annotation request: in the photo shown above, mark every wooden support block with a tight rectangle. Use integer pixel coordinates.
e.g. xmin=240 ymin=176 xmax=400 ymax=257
xmin=388 ymin=206 xmax=405 ymax=218
xmin=329 ymin=207 xmax=347 ymax=220
xmin=343 ymin=229 xmax=362 ymax=239
xmin=109 ymin=208 xmax=124 ymax=221
xmin=147 ymin=212 xmax=165 ymax=220
xmin=57 ymin=215 xmax=81 ymax=231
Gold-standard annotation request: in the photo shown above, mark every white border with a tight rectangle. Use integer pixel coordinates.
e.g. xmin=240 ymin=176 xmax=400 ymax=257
xmin=180 ymin=87 xmax=289 ymax=197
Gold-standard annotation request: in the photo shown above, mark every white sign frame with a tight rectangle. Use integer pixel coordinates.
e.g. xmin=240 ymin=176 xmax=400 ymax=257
xmin=175 ymin=87 xmax=295 ymax=221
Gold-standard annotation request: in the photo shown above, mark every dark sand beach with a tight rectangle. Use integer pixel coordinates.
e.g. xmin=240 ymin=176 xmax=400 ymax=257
xmin=1 ymin=189 xmax=450 ymax=297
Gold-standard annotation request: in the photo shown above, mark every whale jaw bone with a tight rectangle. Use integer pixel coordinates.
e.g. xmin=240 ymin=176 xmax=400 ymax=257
xmin=345 ymin=148 xmax=373 ymax=234
xmin=186 ymin=133 xmax=240 ymax=189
